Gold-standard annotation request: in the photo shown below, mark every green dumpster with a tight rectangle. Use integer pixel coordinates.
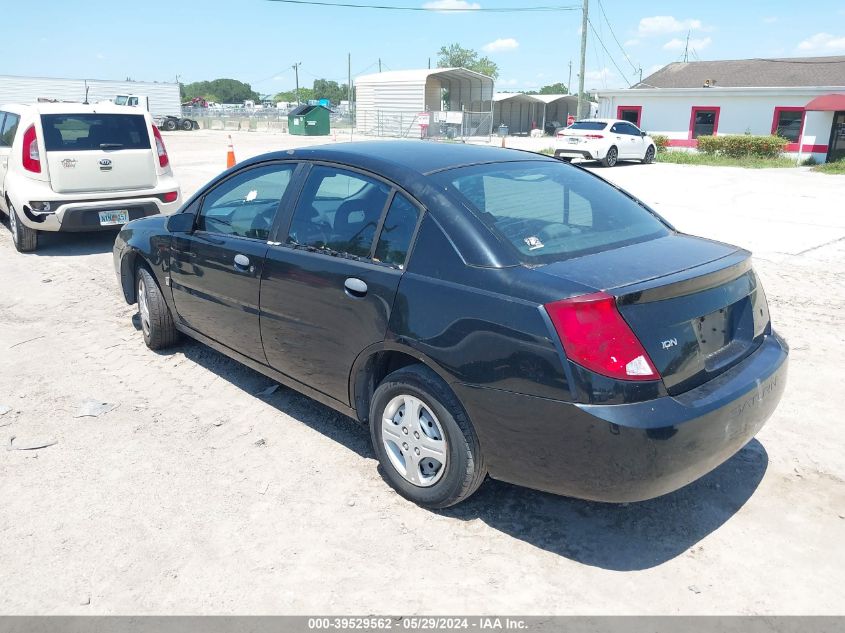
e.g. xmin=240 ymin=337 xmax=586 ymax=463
xmin=288 ymin=104 xmax=331 ymax=136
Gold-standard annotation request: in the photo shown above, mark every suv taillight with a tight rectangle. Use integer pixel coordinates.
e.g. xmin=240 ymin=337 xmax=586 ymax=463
xmin=22 ymin=125 xmax=41 ymax=173
xmin=151 ymin=125 xmax=169 ymax=168
xmin=545 ymin=292 xmax=659 ymax=381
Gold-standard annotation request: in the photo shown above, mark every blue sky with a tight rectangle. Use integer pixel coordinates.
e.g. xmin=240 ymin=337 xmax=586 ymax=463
xmin=5 ymin=0 xmax=845 ymax=95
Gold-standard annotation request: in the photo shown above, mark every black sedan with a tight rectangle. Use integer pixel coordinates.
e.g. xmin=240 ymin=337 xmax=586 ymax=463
xmin=113 ymin=141 xmax=788 ymax=508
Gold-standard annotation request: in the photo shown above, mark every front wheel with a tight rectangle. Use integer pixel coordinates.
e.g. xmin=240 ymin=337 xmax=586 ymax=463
xmin=8 ymin=202 xmax=38 ymax=252
xmin=163 ymin=119 xmax=177 ymax=132
xmin=136 ymin=267 xmax=179 ymax=350
xmin=642 ymin=145 xmax=656 ymax=164
xmin=601 ymin=146 xmax=618 ymax=167
xmin=370 ymin=365 xmax=486 ymax=508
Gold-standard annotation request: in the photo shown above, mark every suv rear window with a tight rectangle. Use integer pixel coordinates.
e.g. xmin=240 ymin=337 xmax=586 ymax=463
xmin=40 ymin=114 xmax=151 ymax=151
xmin=436 ymin=161 xmax=669 ymax=264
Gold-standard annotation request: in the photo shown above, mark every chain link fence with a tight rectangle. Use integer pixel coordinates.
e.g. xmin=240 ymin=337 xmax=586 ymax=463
xmin=355 ymin=110 xmax=493 ymax=141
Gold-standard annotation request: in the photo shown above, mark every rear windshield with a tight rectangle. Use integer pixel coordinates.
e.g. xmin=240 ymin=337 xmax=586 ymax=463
xmin=569 ymin=121 xmax=607 ymax=130
xmin=40 ymin=113 xmax=150 ymax=151
xmin=435 ymin=161 xmax=670 ymax=264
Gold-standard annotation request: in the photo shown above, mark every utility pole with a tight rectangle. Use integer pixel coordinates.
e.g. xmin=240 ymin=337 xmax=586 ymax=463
xmin=428 ymin=57 xmax=431 ymax=69
xmin=379 ymin=58 xmax=382 ymax=72
xmin=292 ymin=62 xmax=302 ymax=104
xmin=568 ymin=60 xmax=572 ymax=95
xmin=638 ymin=66 xmax=643 ymax=84
xmin=348 ymin=53 xmax=353 ymax=137
xmin=577 ymin=0 xmax=589 ymax=119
xmin=683 ymin=31 xmax=690 ymax=63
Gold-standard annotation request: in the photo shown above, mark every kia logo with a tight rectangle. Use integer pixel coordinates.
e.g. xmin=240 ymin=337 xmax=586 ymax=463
xmin=99 ymin=159 xmax=112 ymax=166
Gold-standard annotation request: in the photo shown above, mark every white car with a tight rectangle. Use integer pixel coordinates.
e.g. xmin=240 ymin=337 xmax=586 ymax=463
xmin=0 ymin=102 xmax=181 ymax=252
xmin=554 ymin=118 xmax=656 ymax=167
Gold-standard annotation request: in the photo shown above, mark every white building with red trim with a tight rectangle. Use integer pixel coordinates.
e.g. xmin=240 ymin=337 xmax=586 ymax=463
xmin=595 ymin=56 xmax=845 ymax=163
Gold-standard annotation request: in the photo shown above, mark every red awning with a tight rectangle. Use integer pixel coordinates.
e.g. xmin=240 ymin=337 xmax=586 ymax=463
xmin=804 ymin=94 xmax=845 ymax=111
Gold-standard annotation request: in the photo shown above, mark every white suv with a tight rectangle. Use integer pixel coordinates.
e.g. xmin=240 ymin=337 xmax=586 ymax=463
xmin=0 ymin=102 xmax=181 ymax=252
xmin=554 ymin=118 xmax=656 ymax=167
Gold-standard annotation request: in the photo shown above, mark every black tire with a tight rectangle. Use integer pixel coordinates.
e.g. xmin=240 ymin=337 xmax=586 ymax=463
xmin=601 ymin=146 xmax=619 ymax=167
xmin=163 ymin=118 xmax=177 ymax=132
xmin=136 ymin=266 xmax=179 ymax=350
xmin=370 ymin=365 xmax=486 ymax=508
xmin=8 ymin=202 xmax=37 ymax=252
xmin=642 ymin=145 xmax=656 ymax=164
xmin=180 ymin=118 xmax=193 ymax=131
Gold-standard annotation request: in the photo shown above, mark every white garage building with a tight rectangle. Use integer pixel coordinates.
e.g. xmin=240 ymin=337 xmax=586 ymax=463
xmin=355 ymin=68 xmax=494 ymax=139
xmin=0 ymin=74 xmax=182 ymax=116
xmin=596 ymin=56 xmax=845 ymax=163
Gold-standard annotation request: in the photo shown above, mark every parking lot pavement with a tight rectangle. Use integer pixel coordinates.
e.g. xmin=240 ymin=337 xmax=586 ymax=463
xmin=0 ymin=132 xmax=843 ymax=614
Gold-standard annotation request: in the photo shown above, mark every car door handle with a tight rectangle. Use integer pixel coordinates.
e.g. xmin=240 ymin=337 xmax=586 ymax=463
xmin=344 ymin=277 xmax=368 ymax=298
xmin=233 ymin=253 xmax=251 ymax=271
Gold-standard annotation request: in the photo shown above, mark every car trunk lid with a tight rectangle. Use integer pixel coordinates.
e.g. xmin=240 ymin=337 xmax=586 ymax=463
xmin=41 ymin=112 xmax=157 ymax=194
xmin=538 ymin=234 xmax=771 ymax=394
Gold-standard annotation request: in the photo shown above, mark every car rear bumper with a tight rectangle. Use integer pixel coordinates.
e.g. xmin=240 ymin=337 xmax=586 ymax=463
xmin=454 ymin=331 xmax=788 ymax=502
xmin=554 ymin=148 xmax=596 ymax=160
xmin=26 ymin=200 xmax=173 ymax=232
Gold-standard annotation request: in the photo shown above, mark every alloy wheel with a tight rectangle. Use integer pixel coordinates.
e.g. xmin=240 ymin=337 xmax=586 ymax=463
xmin=137 ymin=276 xmax=151 ymax=337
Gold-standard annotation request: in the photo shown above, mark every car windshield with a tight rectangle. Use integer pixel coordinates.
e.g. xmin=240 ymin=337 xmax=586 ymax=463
xmin=569 ymin=121 xmax=607 ymax=130
xmin=435 ymin=161 xmax=670 ymax=264
xmin=40 ymin=113 xmax=151 ymax=151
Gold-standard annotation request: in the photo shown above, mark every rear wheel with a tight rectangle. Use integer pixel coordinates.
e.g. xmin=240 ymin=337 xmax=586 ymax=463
xmin=8 ymin=202 xmax=38 ymax=253
xmin=163 ymin=118 xmax=177 ymax=132
xmin=370 ymin=365 xmax=486 ymax=508
xmin=601 ymin=146 xmax=619 ymax=167
xmin=642 ymin=145 xmax=656 ymax=164
xmin=180 ymin=118 xmax=193 ymax=131
xmin=136 ymin=267 xmax=179 ymax=350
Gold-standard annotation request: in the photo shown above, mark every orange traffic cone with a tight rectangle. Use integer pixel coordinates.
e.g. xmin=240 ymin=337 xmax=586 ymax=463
xmin=226 ymin=135 xmax=236 ymax=168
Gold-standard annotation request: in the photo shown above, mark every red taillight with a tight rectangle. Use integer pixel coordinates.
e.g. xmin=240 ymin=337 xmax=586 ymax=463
xmin=585 ymin=134 xmax=604 ymax=139
xmin=151 ymin=125 xmax=169 ymax=168
xmin=22 ymin=125 xmax=41 ymax=173
xmin=162 ymin=191 xmax=178 ymax=203
xmin=545 ymin=292 xmax=659 ymax=381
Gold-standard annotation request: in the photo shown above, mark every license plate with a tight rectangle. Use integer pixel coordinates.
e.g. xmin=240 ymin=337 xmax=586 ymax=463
xmin=567 ymin=137 xmax=580 ymax=144
xmin=98 ymin=210 xmax=129 ymax=226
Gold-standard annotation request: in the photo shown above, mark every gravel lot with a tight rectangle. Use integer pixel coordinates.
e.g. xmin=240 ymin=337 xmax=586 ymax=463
xmin=1 ymin=130 xmax=843 ymax=615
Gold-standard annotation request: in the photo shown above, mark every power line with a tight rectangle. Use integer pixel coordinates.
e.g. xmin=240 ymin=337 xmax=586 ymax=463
xmin=587 ymin=18 xmax=631 ymax=87
xmin=264 ymin=0 xmax=580 ymax=11
xmin=596 ymin=0 xmax=638 ymax=74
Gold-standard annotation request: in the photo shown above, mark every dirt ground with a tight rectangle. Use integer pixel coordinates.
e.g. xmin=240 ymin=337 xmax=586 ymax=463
xmin=1 ymin=130 xmax=843 ymax=615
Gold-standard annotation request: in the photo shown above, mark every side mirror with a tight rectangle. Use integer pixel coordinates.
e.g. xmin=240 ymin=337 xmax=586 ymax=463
xmin=166 ymin=212 xmax=195 ymax=233
xmin=641 ymin=131 xmax=647 ymax=137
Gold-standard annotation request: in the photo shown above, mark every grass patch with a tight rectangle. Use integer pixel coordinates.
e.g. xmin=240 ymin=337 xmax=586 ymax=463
xmin=656 ymin=151 xmax=797 ymax=169
xmin=539 ymin=147 xmax=555 ymax=156
xmin=811 ymin=159 xmax=845 ymax=174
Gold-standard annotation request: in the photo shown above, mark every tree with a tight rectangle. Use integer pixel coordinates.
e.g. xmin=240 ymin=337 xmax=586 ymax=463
xmin=539 ymin=82 xmax=568 ymax=95
xmin=436 ymin=43 xmax=499 ymax=79
xmin=272 ymin=88 xmax=314 ymax=103
xmin=182 ymin=78 xmax=260 ymax=104
xmin=312 ymin=79 xmax=350 ymax=104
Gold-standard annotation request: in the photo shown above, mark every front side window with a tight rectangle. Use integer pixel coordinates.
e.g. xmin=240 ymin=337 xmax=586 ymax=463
xmin=197 ymin=163 xmax=295 ymax=240
xmin=691 ymin=108 xmax=718 ymax=139
xmin=288 ymin=166 xmax=390 ymax=257
xmin=40 ymin=113 xmax=150 ymax=151
xmin=435 ymin=161 xmax=669 ymax=264
xmin=0 ymin=112 xmax=20 ymax=148
xmin=773 ymin=108 xmax=804 ymax=143
xmin=374 ymin=194 xmax=420 ymax=267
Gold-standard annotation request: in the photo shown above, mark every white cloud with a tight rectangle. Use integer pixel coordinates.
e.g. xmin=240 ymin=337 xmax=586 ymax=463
xmin=482 ymin=38 xmax=519 ymax=53
xmin=638 ymin=16 xmax=703 ymax=37
xmin=664 ymin=36 xmax=712 ymax=51
xmin=763 ymin=16 xmax=778 ymax=24
xmin=797 ymin=32 xmax=845 ymax=52
xmin=422 ymin=0 xmax=480 ymax=11
xmin=624 ymin=38 xmax=640 ymax=47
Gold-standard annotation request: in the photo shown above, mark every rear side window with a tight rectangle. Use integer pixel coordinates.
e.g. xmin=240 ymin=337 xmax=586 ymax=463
xmin=0 ymin=112 xmax=20 ymax=148
xmin=374 ymin=193 xmax=420 ymax=267
xmin=40 ymin=114 xmax=151 ymax=151
xmin=436 ymin=161 xmax=669 ymax=264
xmin=287 ymin=166 xmax=390 ymax=257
